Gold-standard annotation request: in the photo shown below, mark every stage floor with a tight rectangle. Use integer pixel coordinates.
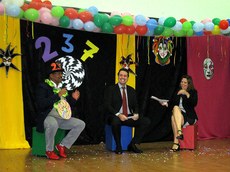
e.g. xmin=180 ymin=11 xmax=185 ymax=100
xmin=1 ymin=138 xmax=230 ymax=172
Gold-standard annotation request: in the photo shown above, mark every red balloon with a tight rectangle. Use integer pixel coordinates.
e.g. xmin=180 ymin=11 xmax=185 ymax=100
xmin=179 ymin=18 xmax=187 ymax=24
xmin=42 ymin=0 xmax=52 ymax=9
xmin=135 ymin=25 xmax=148 ymax=35
xmin=204 ymin=30 xmax=212 ymax=35
xmin=219 ymin=20 xmax=229 ymax=30
xmin=29 ymin=1 xmax=43 ymax=10
xmin=65 ymin=8 xmax=78 ymax=19
xmin=114 ymin=24 xmax=127 ymax=34
xmin=125 ymin=25 xmax=135 ymax=34
xmin=21 ymin=3 xmax=30 ymax=11
xmin=78 ymin=11 xmax=93 ymax=23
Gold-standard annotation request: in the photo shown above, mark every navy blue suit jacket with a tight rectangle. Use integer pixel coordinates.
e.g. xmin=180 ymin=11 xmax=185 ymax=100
xmin=104 ymin=84 xmax=139 ymax=120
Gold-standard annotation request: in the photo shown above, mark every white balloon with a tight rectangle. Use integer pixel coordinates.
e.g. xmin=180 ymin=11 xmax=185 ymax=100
xmin=2 ymin=0 xmax=13 ymax=6
xmin=221 ymin=27 xmax=230 ymax=34
xmin=2 ymin=0 xmax=24 ymax=7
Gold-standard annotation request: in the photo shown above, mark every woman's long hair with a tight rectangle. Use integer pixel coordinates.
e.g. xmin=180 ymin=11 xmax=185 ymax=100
xmin=180 ymin=74 xmax=195 ymax=91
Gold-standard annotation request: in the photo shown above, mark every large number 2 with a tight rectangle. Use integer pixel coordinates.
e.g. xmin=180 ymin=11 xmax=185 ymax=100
xmin=35 ymin=36 xmax=58 ymax=62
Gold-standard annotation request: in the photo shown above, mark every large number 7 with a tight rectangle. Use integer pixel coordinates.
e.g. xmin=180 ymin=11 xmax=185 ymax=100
xmin=81 ymin=40 xmax=99 ymax=61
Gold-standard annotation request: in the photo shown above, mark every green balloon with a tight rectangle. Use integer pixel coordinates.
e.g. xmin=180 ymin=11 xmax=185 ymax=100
xmin=174 ymin=30 xmax=185 ymax=37
xmin=109 ymin=15 xmax=122 ymax=26
xmin=122 ymin=16 xmax=133 ymax=26
xmin=186 ymin=29 xmax=194 ymax=36
xmin=212 ymin=18 xmax=221 ymax=25
xmin=24 ymin=9 xmax=39 ymax=22
xmin=101 ymin=22 xmax=114 ymax=33
xmin=51 ymin=6 xmax=64 ymax=18
xmin=94 ymin=13 xmax=109 ymax=27
xmin=154 ymin=25 xmax=165 ymax=35
xmin=17 ymin=9 xmax=24 ymax=19
xmin=162 ymin=27 xmax=173 ymax=37
xmin=182 ymin=21 xmax=192 ymax=31
xmin=59 ymin=16 xmax=70 ymax=28
xmin=78 ymin=8 xmax=86 ymax=13
xmin=163 ymin=17 xmax=176 ymax=28
xmin=190 ymin=21 xmax=195 ymax=26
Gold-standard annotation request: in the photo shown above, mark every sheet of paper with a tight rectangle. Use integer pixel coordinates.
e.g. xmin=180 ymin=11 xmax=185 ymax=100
xmin=151 ymin=96 xmax=169 ymax=103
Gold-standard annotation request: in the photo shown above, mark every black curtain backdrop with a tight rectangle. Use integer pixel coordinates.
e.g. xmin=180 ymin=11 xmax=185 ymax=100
xmin=20 ymin=20 xmax=187 ymax=146
xmin=21 ymin=20 xmax=116 ymax=145
xmin=135 ymin=36 xmax=187 ymax=142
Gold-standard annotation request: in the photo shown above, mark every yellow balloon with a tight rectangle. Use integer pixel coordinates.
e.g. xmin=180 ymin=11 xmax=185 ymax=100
xmin=212 ymin=25 xmax=221 ymax=35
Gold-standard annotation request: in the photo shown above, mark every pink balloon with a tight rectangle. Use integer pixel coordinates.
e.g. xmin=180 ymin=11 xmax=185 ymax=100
xmin=110 ymin=11 xmax=122 ymax=16
xmin=39 ymin=7 xmax=50 ymax=15
xmin=0 ymin=3 xmax=5 ymax=15
xmin=93 ymin=26 xmax=101 ymax=32
xmin=50 ymin=17 xmax=59 ymax=26
xmin=40 ymin=11 xmax=52 ymax=24
xmin=201 ymin=18 xmax=212 ymax=24
xmin=122 ymin=12 xmax=132 ymax=16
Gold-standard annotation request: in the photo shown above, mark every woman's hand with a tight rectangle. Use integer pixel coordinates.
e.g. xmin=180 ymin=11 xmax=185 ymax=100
xmin=177 ymin=89 xmax=190 ymax=98
xmin=160 ymin=101 xmax=168 ymax=107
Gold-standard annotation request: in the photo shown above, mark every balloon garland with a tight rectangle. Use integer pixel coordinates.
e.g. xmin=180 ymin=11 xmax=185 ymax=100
xmin=0 ymin=0 xmax=230 ymax=37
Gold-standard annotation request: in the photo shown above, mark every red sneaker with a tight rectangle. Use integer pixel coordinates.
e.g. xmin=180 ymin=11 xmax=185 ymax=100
xmin=46 ymin=151 xmax=60 ymax=160
xmin=56 ymin=144 xmax=67 ymax=158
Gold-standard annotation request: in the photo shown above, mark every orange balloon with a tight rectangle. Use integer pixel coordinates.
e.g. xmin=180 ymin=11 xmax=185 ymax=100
xmin=65 ymin=8 xmax=78 ymax=19
xmin=32 ymin=0 xmax=42 ymax=2
xmin=78 ymin=11 xmax=93 ymax=23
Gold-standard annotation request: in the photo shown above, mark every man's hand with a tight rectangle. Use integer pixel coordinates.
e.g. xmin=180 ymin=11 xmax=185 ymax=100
xmin=131 ymin=114 xmax=139 ymax=120
xmin=58 ymin=88 xmax=67 ymax=97
xmin=118 ymin=114 xmax=128 ymax=121
xmin=72 ymin=89 xmax=80 ymax=100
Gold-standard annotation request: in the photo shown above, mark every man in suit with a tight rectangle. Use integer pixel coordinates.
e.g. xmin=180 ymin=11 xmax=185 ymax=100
xmin=104 ymin=68 xmax=150 ymax=154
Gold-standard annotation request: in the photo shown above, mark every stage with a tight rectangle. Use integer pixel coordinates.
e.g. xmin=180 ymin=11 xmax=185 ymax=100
xmin=1 ymin=138 xmax=230 ymax=172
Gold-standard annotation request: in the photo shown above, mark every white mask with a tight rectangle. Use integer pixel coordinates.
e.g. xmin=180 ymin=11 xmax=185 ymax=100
xmin=203 ymin=58 xmax=214 ymax=80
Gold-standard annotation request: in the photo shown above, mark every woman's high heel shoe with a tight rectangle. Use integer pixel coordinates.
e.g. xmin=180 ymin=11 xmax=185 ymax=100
xmin=176 ymin=130 xmax=184 ymax=140
xmin=170 ymin=143 xmax=180 ymax=152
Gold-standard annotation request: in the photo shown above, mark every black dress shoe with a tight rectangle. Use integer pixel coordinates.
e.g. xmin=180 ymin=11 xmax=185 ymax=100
xmin=127 ymin=143 xmax=143 ymax=153
xmin=115 ymin=146 xmax=123 ymax=154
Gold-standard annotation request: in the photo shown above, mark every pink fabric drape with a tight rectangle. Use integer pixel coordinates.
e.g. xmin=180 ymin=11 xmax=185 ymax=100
xmin=187 ymin=35 xmax=230 ymax=140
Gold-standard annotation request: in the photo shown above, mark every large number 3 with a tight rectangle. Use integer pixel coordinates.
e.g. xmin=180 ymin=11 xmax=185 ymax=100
xmin=62 ymin=33 xmax=74 ymax=53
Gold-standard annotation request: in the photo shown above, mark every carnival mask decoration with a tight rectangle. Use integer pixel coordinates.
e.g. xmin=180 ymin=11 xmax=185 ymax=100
xmin=203 ymin=57 xmax=214 ymax=80
xmin=0 ymin=43 xmax=20 ymax=77
xmin=152 ymin=36 xmax=173 ymax=66
xmin=119 ymin=54 xmax=137 ymax=76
